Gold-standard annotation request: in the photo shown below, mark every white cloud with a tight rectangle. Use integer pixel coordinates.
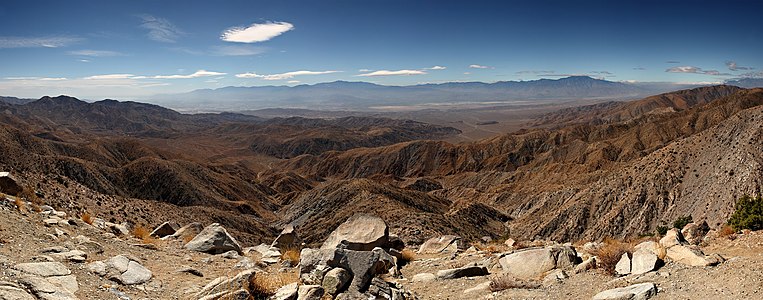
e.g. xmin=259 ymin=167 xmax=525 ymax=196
xmin=429 ymin=66 xmax=447 ymax=70
xmin=235 ymin=70 xmax=339 ymax=80
xmin=5 ymin=77 xmax=67 ymax=81
xmin=153 ymin=70 xmax=226 ymax=79
xmin=463 ymin=72 xmax=471 ymax=75
xmin=666 ymin=66 xmax=731 ymax=76
xmin=726 ymin=61 xmax=753 ymax=71
xmin=356 ymin=70 xmax=427 ymax=77
xmin=221 ymin=21 xmax=294 ymax=43
xmin=358 ymin=69 xmax=372 ymax=72
xmin=211 ymin=45 xmax=266 ymax=56
xmin=84 ymin=74 xmax=136 ymax=80
xmin=139 ymin=14 xmax=183 ymax=43
xmin=79 ymin=59 xmax=90 ymax=63
xmin=287 ymin=80 xmax=300 ymax=84
xmin=0 ymin=36 xmax=82 ymax=48
xmin=68 ymin=49 xmax=125 ymax=57
xmin=469 ymin=64 xmax=491 ymax=69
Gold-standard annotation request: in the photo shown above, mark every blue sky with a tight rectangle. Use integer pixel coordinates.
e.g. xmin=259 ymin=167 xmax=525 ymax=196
xmin=0 ymin=0 xmax=761 ymax=99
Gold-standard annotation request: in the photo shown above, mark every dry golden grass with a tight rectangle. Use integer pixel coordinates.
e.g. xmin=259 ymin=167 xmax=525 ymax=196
xmin=81 ymin=212 xmax=94 ymax=225
xmin=182 ymin=234 xmax=195 ymax=244
xmin=489 ymin=274 xmax=540 ymax=292
xmin=401 ymin=249 xmax=416 ymax=263
xmin=718 ymin=225 xmax=736 ymax=239
xmin=280 ymin=247 xmax=301 ymax=265
xmin=19 ymin=185 xmax=41 ymax=206
xmin=13 ymin=197 xmax=25 ymax=212
xmin=132 ymin=224 xmax=158 ymax=245
xmin=247 ymin=271 xmax=299 ymax=299
xmin=592 ymin=238 xmax=634 ymax=275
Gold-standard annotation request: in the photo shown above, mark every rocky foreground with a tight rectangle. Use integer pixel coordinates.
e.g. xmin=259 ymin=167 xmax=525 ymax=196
xmin=1 ymin=194 xmax=762 ymax=300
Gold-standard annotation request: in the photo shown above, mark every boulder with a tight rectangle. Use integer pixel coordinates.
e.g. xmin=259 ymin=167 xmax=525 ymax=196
xmin=573 ymin=256 xmax=597 ymax=274
xmin=270 ymin=282 xmax=298 ymax=300
xmin=149 ymin=221 xmax=179 ymax=238
xmin=0 ymin=282 xmax=35 ymax=300
xmin=592 ymin=282 xmax=657 ymax=300
xmin=261 ymin=247 xmax=282 ymax=264
xmin=463 ymin=281 xmax=491 ymax=294
xmin=634 ymin=241 xmax=666 ymax=260
xmin=105 ymin=222 xmax=130 ymax=236
xmin=196 ymin=269 xmax=256 ymax=299
xmin=418 ymin=235 xmax=461 ymax=254
xmin=13 ymin=262 xmax=71 ymax=277
xmin=504 ymin=238 xmax=516 ymax=248
xmin=542 ymin=269 xmax=568 ymax=286
xmin=18 ymin=276 xmax=78 ymax=300
xmin=659 ymin=228 xmax=687 ymax=248
xmin=411 ymin=273 xmax=436 ymax=282
xmin=299 ymin=247 xmax=395 ymax=292
xmin=681 ymin=221 xmax=710 ymax=245
xmin=297 ymin=285 xmax=324 ymax=300
xmin=436 ymin=263 xmax=489 ymax=279
xmin=119 ymin=261 xmax=153 ymax=285
xmin=321 ymin=214 xmax=389 ymax=251
xmin=165 ymin=222 xmax=204 ymax=240
xmin=498 ymin=246 xmax=578 ymax=279
xmin=271 ymin=224 xmax=301 ymax=250
xmin=666 ymin=245 xmax=723 ymax=267
xmin=631 ymin=248 xmax=660 ymax=275
xmin=615 ymin=253 xmax=631 ymax=276
xmin=184 ymin=223 xmax=242 ymax=255
xmin=322 ymin=267 xmax=351 ymax=295
xmin=0 ymin=172 xmax=22 ymax=195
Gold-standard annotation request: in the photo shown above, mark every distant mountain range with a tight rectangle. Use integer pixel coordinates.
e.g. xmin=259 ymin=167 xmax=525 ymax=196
xmin=151 ymin=76 xmax=708 ymax=112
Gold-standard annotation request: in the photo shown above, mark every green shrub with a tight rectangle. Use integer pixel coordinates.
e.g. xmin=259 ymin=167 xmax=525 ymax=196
xmin=727 ymin=195 xmax=763 ymax=231
xmin=656 ymin=225 xmax=669 ymax=236
xmin=673 ymin=215 xmax=693 ymax=229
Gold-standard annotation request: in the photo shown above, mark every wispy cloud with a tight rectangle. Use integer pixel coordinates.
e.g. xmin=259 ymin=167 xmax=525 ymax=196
xmin=139 ymin=14 xmax=183 ymax=43
xmin=153 ymin=70 xmax=226 ymax=79
xmin=666 ymin=66 xmax=732 ymax=76
xmin=236 ymin=70 xmax=340 ymax=80
xmin=0 ymin=36 xmax=82 ymax=48
xmin=516 ymin=70 xmax=555 ymax=75
xmin=211 ymin=45 xmax=266 ymax=56
xmin=356 ymin=70 xmax=427 ymax=77
xmin=666 ymin=60 xmax=681 ymax=64
xmin=633 ymin=67 xmax=646 ymax=70
xmin=469 ymin=64 xmax=492 ymax=69
xmin=84 ymin=74 xmax=137 ymax=80
xmin=287 ymin=80 xmax=300 ymax=84
xmin=726 ymin=61 xmax=753 ymax=71
xmin=67 ymin=49 xmax=125 ymax=57
xmin=428 ymin=66 xmax=447 ymax=70
xmin=5 ymin=77 xmax=67 ymax=81
xmin=221 ymin=21 xmax=294 ymax=43
xmin=591 ymin=71 xmax=612 ymax=75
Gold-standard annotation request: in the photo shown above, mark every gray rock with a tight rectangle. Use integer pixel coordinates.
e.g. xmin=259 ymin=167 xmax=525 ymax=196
xmin=184 ymin=223 xmax=242 ymax=255
xmin=0 ymin=284 xmax=36 ymax=300
xmin=119 ymin=261 xmax=152 ymax=285
xmin=105 ymin=255 xmax=130 ymax=273
xmin=18 ymin=276 xmax=78 ymax=300
xmin=105 ymin=222 xmax=130 ymax=236
xmin=681 ymin=221 xmax=710 ymax=245
xmin=221 ymin=250 xmax=240 ymax=259
xmin=418 ymin=235 xmax=461 ymax=254
xmin=13 ymin=262 xmax=71 ymax=277
xmin=631 ymin=248 xmax=660 ymax=275
xmin=50 ymin=250 xmax=87 ymax=262
xmin=0 ymin=172 xmax=22 ymax=195
xmin=463 ymin=281 xmax=491 ymax=294
xmin=666 ymin=245 xmax=723 ymax=267
xmin=498 ymin=246 xmax=578 ymax=279
xmin=87 ymin=261 xmax=107 ymax=276
xmin=573 ymin=256 xmax=597 ymax=274
xmin=45 ymin=275 xmax=79 ymax=293
xmin=196 ymin=269 xmax=256 ymax=298
xmin=659 ymin=229 xmax=687 ymax=248
xmin=542 ymin=269 xmax=568 ymax=286
xmin=297 ymin=285 xmax=324 ymax=300
xmin=299 ymin=247 xmax=395 ymax=292
xmin=271 ymin=224 xmax=301 ymax=250
xmin=411 ymin=273 xmax=436 ymax=283
xmin=634 ymin=241 xmax=666 ymax=259
xmin=175 ymin=266 xmax=204 ymax=277
xmin=593 ymin=282 xmax=657 ymax=300
xmin=166 ymin=222 xmax=203 ymax=240
xmin=39 ymin=246 xmax=69 ymax=254
xmin=269 ymin=282 xmax=298 ymax=300
xmin=261 ymin=247 xmax=281 ymax=264
xmin=321 ymin=214 xmax=389 ymax=251
xmin=436 ymin=263 xmax=489 ymax=279
xmin=149 ymin=221 xmax=179 ymax=238
xmin=615 ymin=253 xmax=631 ymax=276
xmin=322 ymin=267 xmax=351 ymax=295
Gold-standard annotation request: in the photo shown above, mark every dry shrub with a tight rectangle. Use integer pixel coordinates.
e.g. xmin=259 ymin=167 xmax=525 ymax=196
xmin=81 ymin=212 xmax=94 ymax=225
xmin=132 ymin=224 xmax=158 ymax=244
xmin=280 ymin=248 xmax=301 ymax=265
xmin=592 ymin=238 xmax=634 ymax=275
xmin=718 ymin=225 xmax=735 ymax=239
xmin=400 ymin=249 xmax=416 ymax=263
xmin=13 ymin=197 xmax=25 ymax=212
xmin=19 ymin=185 xmax=41 ymax=206
xmin=247 ymin=271 xmax=299 ymax=299
xmin=489 ymin=274 xmax=540 ymax=292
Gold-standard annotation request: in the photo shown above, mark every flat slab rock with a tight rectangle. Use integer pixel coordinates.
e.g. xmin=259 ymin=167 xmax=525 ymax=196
xmin=13 ymin=262 xmax=71 ymax=277
xmin=593 ymin=282 xmax=657 ymax=300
